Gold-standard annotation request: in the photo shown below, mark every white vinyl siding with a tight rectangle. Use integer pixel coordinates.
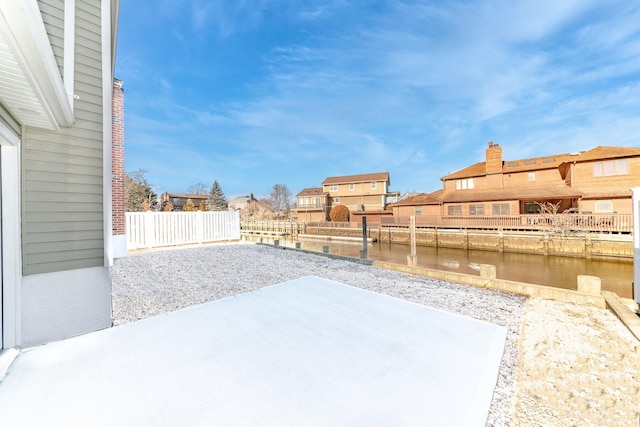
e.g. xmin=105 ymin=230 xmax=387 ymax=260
xmin=37 ymin=0 xmax=65 ymax=75
xmin=22 ymin=0 xmax=104 ymax=275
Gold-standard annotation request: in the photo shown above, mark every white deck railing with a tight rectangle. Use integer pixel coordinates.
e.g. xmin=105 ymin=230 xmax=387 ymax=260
xmin=126 ymin=211 xmax=241 ymax=250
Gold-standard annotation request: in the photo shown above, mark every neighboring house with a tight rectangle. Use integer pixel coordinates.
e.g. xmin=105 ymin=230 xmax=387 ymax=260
xmin=391 ymin=190 xmax=444 ymax=218
xmin=228 ymin=195 xmax=252 ymax=212
xmin=293 ymin=172 xmax=399 ymax=223
xmin=161 ymin=192 xmax=208 ymax=211
xmin=0 ymin=0 xmax=120 ymax=348
xmin=404 ymin=142 xmax=640 ymax=218
xmin=239 ymin=194 xmax=276 ymax=220
xmin=296 ymin=187 xmax=329 ymax=223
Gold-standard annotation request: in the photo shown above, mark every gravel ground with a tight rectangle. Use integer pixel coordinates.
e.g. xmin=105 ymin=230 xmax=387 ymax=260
xmin=111 ymin=242 xmax=640 ymax=426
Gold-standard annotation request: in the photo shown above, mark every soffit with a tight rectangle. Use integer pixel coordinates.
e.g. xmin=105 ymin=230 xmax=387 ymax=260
xmin=0 ymin=1 xmax=74 ymax=131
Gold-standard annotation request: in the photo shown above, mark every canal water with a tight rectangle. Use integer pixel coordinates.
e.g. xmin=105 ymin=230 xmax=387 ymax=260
xmin=243 ymin=235 xmax=634 ymax=298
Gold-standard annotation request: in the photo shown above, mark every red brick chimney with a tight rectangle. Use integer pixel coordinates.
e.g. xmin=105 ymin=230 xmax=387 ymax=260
xmin=112 ymin=79 xmax=125 ymax=237
xmin=485 ymin=141 xmax=503 ymax=175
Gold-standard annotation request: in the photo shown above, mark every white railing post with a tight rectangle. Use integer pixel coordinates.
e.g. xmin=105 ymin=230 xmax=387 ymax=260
xmin=632 ymin=187 xmax=640 ymax=304
xmin=145 ymin=211 xmax=155 ymax=249
xmin=196 ymin=211 xmax=204 ymax=244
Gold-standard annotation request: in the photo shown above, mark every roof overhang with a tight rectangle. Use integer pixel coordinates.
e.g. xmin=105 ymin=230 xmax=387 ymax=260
xmin=0 ymin=0 xmax=74 ymax=131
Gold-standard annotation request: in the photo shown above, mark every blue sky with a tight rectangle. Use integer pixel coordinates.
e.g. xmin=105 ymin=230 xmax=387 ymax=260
xmin=116 ymin=0 xmax=640 ymax=199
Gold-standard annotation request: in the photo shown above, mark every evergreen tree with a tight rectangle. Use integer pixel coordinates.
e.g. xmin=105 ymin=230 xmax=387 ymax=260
xmin=207 ymin=180 xmax=228 ymax=211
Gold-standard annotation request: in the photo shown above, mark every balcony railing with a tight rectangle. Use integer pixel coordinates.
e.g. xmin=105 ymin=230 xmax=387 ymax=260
xmin=380 ymin=213 xmax=633 ymax=233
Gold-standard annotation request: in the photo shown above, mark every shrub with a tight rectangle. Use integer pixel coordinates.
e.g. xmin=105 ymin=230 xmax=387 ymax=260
xmin=330 ymin=204 xmax=350 ymax=222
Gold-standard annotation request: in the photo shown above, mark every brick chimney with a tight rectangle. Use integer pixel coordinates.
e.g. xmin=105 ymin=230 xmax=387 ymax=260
xmin=485 ymin=141 xmax=503 ymax=175
xmin=112 ymin=78 xmax=126 ymax=257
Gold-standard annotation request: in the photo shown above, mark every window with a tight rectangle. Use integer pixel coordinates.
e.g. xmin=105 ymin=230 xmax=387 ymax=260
xmin=330 ymin=184 xmax=338 ymax=191
xmin=593 ymin=159 xmax=628 ymax=177
xmin=349 ymin=183 xmax=355 ymax=191
xmin=371 ymin=182 xmax=377 ymax=189
xmin=333 ymin=197 xmax=340 ymax=203
xmin=595 ymin=200 xmax=613 ymax=213
xmin=455 ymin=178 xmax=474 ymax=190
xmin=447 ymin=205 xmax=462 ymax=215
xmin=415 ymin=206 xmax=422 ymax=216
xmin=524 ymin=202 xmax=540 ymax=214
xmin=312 ymin=197 xmax=321 ymax=207
xmin=528 ymin=172 xmax=536 ymax=182
xmin=469 ymin=204 xmax=484 ymax=215
xmin=492 ymin=203 xmax=509 ymax=215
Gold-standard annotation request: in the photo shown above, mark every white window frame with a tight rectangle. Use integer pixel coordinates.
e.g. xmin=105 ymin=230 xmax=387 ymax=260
xmin=333 ymin=197 xmax=340 ymax=203
xmin=447 ymin=205 xmax=462 ymax=215
xmin=595 ymin=200 xmax=613 ymax=213
xmin=492 ymin=203 xmax=510 ymax=215
xmin=349 ymin=183 xmax=355 ymax=191
xmin=415 ymin=206 xmax=422 ymax=216
xmin=469 ymin=204 xmax=484 ymax=215
xmin=528 ymin=172 xmax=536 ymax=182
xmin=330 ymin=184 xmax=338 ymax=192
xmin=371 ymin=181 xmax=377 ymax=189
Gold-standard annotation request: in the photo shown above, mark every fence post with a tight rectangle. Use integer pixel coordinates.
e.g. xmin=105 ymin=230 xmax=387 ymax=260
xmin=196 ymin=211 xmax=204 ymax=244
xmin=144 ymin=211 xmax=155 ymax=249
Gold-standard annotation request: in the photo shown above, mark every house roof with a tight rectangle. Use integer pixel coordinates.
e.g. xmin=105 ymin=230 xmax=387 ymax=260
xmin=442 ymin=186 xmax=583 ymax=203
xmin=164 ymin=193 xmax=208 ymax=200
xmin=322 ymin=172 xmax=390 ymax=185
xmin=560 ymin=146 xmax=640 ymax=163
xmin=296 ymin=187 xmax=325 ymax=197
xmin=391 ymin=190 xmax=444 ymax=206
xmin=441 ymin=145 xmax=640 ymax=181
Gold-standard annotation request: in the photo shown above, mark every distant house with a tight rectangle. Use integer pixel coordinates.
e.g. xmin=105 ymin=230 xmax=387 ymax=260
xmin=394 ymin=142 xmax=640 ymax=219
xmin=238 ymin=194 xmax=276 ymax=220
xmin=296 ymin=187 xmax=329 ymax=223
xmin=391 ymin=190 xmax=444 ymax=217
xmin=228 ymin=195 xmax=252 ymax=212
xmin=0 ymin=0 xmax=120 ymax=348
xmin=161 ymin=192 xmax=208 ymax=211
xmin=294 ymin=172 xmax=399 ymax=223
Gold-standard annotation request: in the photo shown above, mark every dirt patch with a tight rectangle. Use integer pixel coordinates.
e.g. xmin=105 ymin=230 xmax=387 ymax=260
xmin=512 ymin=298 xmax=640 ymax=426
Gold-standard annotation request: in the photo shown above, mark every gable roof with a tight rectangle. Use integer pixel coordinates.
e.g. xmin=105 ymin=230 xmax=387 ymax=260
xmin=296 ymin=187 xmax=325 ymax=197
xmin=322 ymin=172 xmax=390 ymax=185
xmin=441 ymin=145 xmax=640 ymax=181
xmin=391 ymin=190 xmax=444 ymax=206
xmin=561 ymin=146 xmax=640 ymax=163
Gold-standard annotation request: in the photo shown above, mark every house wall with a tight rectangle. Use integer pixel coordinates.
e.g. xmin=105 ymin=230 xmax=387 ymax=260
xmin=19 ymin=0 xmax=112 ymax=347
xmin=502 ymin=168 xmax=564 ymax=188
xmin=572 ymin=157 xmax=640 ymax=195
xmin=394 ymin=205 xmax=441 ymax=217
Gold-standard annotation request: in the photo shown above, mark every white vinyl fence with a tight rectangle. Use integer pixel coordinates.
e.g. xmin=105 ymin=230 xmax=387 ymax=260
xmin=126 ymin=211 xmax=241 ymax=250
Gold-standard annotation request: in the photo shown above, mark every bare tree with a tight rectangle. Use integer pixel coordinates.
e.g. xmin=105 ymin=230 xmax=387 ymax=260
xmin=267 ymin=183 xmax=292 ymax=219
xmin=125 ymin=169 xmax=159 ymax=211
xmin=536 ymin=201 xmax=578 ymax=234
xmin=187 ymin=182 xmax=207 ymax=195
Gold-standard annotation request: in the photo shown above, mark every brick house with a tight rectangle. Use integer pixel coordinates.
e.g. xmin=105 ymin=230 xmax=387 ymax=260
xmin=394 ymin=142 xmax=640 ymax=219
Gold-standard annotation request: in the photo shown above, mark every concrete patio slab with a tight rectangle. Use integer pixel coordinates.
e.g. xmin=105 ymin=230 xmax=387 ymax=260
xmin=0 ymin=276 xmax=507 ymax=426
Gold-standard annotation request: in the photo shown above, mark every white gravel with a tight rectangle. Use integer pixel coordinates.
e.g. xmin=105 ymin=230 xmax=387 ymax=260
xmin=112 ymin=242 xmax=527 ymax=426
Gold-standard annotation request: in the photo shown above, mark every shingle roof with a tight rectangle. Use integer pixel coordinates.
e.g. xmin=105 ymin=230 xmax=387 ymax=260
xmin=441 ymin=145 xmax=640 ymax=181
xmin=442 ymin=186 xmax=583 ymax=203
xmin=561 ymin=146 xmax=640 ymax=163
xmin=391 ymin=190 xmax=444 ymax=206
xmin=296 ymin=187 xmax=325 ymax=197
xmin=322 ymin=172 xmax=390 ymax=185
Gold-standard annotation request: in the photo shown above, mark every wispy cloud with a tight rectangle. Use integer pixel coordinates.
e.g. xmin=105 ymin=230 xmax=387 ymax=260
xmin=118 ymin=0 xmax=640 ymax=196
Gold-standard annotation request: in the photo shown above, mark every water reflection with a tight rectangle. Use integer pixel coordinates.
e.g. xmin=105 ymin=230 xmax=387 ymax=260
xmin=244 ymin=235 xmax=634 ymax=298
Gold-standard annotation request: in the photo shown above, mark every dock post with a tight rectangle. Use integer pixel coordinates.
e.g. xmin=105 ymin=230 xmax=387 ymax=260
xmin=407 ymin=215 xmax=417 ymax=267
xmin=361 ymin=216 xmax=368 ymax=259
